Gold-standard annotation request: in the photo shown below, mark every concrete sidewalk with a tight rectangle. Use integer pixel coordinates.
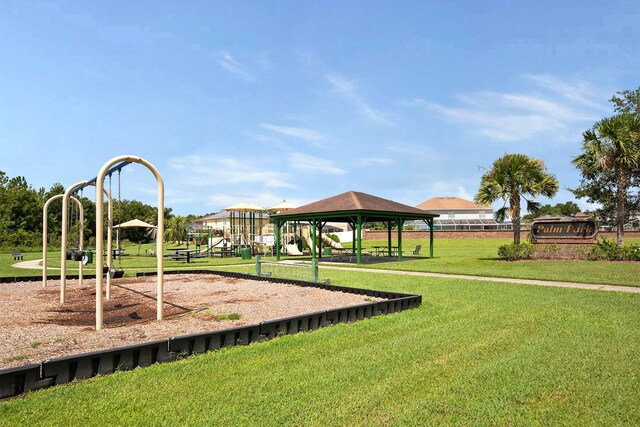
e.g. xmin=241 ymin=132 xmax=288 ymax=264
xmin=12 ymin=258 xmax=640 ymax=294
xmin=318 ymin=264 xmax=640 ymax=294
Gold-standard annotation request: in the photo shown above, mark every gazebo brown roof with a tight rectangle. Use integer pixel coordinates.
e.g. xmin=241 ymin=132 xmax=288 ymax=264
xmin=271 ymin=191 xmax=439 ymax=264
xmin=272 ymin=191 xmax=439 ymax=222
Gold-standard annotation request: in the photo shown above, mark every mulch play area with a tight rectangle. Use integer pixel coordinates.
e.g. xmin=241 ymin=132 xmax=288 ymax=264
xmin=0 ymin=274 xmax=377 ymax=369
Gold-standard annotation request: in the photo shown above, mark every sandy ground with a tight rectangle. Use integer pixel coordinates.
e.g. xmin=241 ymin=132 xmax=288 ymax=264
xmin=0 ymin=274 xmax=377 ymax=369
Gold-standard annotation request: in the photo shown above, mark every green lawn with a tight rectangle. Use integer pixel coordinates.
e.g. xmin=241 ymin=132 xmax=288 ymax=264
xmin=1 ymin=270 xmax=639 ymax=425
xmin=3 ymin=238 xmax=640 ymax=287
xmin=352 ymin=238 xmax=640 ymax=287
xmin=0 ymin=242 xmax=257 ymax=278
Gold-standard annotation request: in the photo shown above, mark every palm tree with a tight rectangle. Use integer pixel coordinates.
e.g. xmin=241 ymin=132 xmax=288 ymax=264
xmin=164 ymin=216 xmax=187 ymax=244
xmin=475 ymin=154 xmax=559 ymax=244
xmin=572 ymin=114 xmax=640 ymax=246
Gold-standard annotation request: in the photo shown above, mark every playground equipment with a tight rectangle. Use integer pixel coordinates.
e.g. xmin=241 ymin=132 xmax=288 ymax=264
xmin=225 ymin=203 xmax=267 ymax=255
xmin=267 ymin=201 xmax=299 ymax=255
xmin=60 ymin=181 xmax=114 ymax=304
xmin=95 ymin=155 xmax=164 ymax=331
xmin=42 ymin=194 xmax=83 ymax=288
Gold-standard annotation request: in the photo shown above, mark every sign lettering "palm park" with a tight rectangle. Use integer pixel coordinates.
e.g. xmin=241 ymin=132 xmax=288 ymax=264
xmin=531 ymin=217 xmax=598 ymax=244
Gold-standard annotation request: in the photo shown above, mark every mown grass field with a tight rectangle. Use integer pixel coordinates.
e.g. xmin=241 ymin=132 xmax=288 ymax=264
xmin=3 ymin=238 xmax=640 ymax=287
xmin=1 ymin=270 xmax=639 ymax=426
xmin=355 ymin=237 xmax=640 ymax=287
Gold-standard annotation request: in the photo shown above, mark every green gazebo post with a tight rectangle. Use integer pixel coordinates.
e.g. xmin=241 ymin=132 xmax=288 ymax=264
xmin=275 ymin=220 xmax=282 ymax=260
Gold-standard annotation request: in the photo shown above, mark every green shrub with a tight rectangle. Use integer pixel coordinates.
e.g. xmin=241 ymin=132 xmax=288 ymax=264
xmin=625 ymin=244 xmax=640 ymax=261
xmin=586 ymin=239 xmax=640 ymax=261
xmin=497 ymin=243 xmax=534 ymax=261
xmin=587 ymin=239 xmax=622 ymax=261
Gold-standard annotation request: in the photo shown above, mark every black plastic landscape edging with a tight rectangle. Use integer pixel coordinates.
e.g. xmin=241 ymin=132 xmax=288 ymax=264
xmin=0 ymin=270 xmax=421 ymax=400
xmin=0 ymin=274 xmax=93 ymax=284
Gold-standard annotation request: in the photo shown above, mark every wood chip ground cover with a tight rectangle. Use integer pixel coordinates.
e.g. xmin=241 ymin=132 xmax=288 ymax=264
xmin=0 ymin=274 xmax=377 ymax=369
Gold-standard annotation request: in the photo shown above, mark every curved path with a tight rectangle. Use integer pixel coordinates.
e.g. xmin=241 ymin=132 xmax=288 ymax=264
xmin=11 ymin=259 xmax=640 ymax=294
xmin=12 ymin=259 xmax=49 ymax=270
xmin=318 ymin=264 xmax=640 ymax=294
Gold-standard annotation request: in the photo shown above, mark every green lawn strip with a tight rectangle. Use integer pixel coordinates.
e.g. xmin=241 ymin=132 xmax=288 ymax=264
xmin=346 ymin=238 xmax=640 ymax=287
xmin=1 ymin=272 xmax=638 ymax=425
xmin=0 ymin=250 xmax=258 ymax=278
xmin=3 ymin=237 xmax=640 ymax=285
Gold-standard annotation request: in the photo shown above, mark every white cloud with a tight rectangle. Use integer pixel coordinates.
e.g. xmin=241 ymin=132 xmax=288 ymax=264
xmin=168 ymin=155 xmax=295 ymax=189
xmin=326 ymin=73 xmax=391 ymax=124
xmin=402 ymin=75 xmax=604 ymax=142
xmin=287 ymin=152 xmax=346 ymax=175
xmin=244 ymin=132 xmax=283 ymax=145
xmin=260 ymin=123 xmax=324 ymax=142
xmin=217 ymin=51 xmax=255 ymax=82
xmin=355 ymin=157 xmax=393 ymax=166
xmin=524 ymin=74 xmax=609 ymax=111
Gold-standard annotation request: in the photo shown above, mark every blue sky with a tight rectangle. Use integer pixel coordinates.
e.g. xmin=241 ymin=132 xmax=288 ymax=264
xmin=1 ymin=1 xmax=638 ymax=216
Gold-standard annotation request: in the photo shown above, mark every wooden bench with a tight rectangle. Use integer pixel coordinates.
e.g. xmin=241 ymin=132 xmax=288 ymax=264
xmin=11 ymin=250 xmax=23 ymax=261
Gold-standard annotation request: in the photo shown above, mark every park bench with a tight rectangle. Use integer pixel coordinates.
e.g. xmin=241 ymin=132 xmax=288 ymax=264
xmin=11 ymin=250 xmax=23 ymax=261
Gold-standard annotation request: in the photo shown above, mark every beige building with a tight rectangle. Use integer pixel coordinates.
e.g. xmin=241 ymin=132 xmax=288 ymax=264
xmin=412 ymin=197 xmax=510 ymax=230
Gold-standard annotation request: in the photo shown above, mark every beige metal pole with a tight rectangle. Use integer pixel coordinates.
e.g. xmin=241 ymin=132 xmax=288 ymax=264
xmin=106 ymin=190 xmax=113 ymax=300
xmin=78 ymin=202 xmax=84 ymax=286
xmin=95 ymin=155 xmax=164 ymax=331
xmin=60 ymin=181 xmax=88 ymax=303
xmin=43 ymin=194 xmax=81 ymax=288
xmin=59 ymin=183 xmax=113 ymax=301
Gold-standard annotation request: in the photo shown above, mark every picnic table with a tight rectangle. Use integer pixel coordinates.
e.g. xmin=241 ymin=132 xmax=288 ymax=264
xmin=213 ymin=247 xmax=236 ymax=258
xmin=166 ymin=248 xmax=201 ymax=263
xmin=372 ymin=245 xmax=399 ymax=257
xmin=372 ymin=245 xmax=398 ymax=256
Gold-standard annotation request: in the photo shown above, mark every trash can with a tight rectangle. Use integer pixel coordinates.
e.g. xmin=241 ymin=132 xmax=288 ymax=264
xmin=84 ymin=250 xmax=93 ymax=265
xmin=323 ymin=247 xmax=332 ymax=256
xmin=240 ymin=248 xmax=251 ymax=260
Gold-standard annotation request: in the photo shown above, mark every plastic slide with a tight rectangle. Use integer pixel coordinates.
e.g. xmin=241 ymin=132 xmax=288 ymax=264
xmin=319 ymin=235 xmax=344 ymax=250
xmin=286 ymin=244 xmax=303 ymax=256
xmin=200 ymin=237 xmax=226 ymax=254
xmin=303 ymin=236 xmax=319 ymax=254
xmin=304 ymin=234 xmax=344 ymax=253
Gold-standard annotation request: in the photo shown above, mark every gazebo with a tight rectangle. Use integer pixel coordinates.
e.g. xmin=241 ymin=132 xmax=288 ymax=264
xmin=271 ymin=191 xmax=439 ymax=264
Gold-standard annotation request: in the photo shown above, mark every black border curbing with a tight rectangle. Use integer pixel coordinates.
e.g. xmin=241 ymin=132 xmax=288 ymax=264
xmin=0 ymin=269 xmax=421 ymax=400
xmin=0 ymin=274 xmax=93 ymax=284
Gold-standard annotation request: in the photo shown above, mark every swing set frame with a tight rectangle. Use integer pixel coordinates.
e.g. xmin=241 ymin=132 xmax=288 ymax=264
xmin=57 ymin=155 xmax=165 ymax=331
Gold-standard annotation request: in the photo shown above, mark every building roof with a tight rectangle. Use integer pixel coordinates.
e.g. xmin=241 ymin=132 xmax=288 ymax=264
xmin=272 ymin=191 xmax=439 ymax=222
xmin=416 ymin=197 xmax=491 ymax=211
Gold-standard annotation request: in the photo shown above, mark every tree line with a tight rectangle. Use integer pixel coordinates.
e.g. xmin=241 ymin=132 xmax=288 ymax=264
xmin=0 ymin=175 xmax=195 ymax=250
xmin=476 ymin=87 xmax=640 ymax=246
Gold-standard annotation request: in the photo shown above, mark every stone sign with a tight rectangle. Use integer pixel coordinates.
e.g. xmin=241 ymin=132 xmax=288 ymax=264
xmin=531 ymin=217 xmax=597 ymax=244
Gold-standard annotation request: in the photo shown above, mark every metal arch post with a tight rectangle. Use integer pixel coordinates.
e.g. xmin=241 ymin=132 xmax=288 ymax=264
xmin=96 ymin=155 xmax=164 ymax=331
xmin=59 ymin=182 xmax=113 ymax=303
xmin=60 ymin=181 xmax=90 ymax=303
xmin=43 ymin=194 xmax=82 ymax=288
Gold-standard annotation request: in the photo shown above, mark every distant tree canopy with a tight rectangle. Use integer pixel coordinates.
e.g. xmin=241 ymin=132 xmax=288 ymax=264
xmin=522 ymin=202 xmax=581 ymax=222
xmin=572 ymin=88 xmax=640 ymax=246
xmin=0 ymin=170 xmax=180 ymax=249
